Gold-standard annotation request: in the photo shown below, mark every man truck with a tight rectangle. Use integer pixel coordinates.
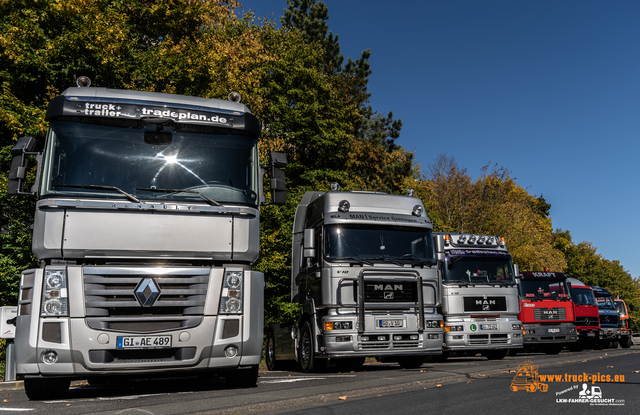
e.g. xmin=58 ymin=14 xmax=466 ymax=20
xmin=7 ymin=78 xmax=287 ymax=399
xmin=433 ymin=233 xmax=523 ymax=360
xmin=517 ymin=271 xmax=577 ymax=354
xmin=265 ymin=185 xmax=443 ymax=372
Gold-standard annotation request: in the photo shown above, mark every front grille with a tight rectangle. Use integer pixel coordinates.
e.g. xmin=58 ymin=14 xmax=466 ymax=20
xmin=534 ymin=308 xmax=566 ymax=321
xmin=575 ymin=316 xmax=599 ymax=327
xmin=359 ymin=280 xmax=418 ymax=302
xmin=469 ymin=334 xmax=489 ymax=345
xmin=360 ymin=342 xmax=389 ymax=350
xmin=600 ymin=314 xmax=619 ymax=326
xmin=83 ymin=267 xmax=210 ymax=333
xmin=490 ymin=334 xmax=509 ymax=344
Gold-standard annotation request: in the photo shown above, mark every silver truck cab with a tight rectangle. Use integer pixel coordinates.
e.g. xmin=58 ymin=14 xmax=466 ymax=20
xmin=7 ymin=79 xmax=286 ymax=399
xmin=433 ymin=233 xmax=523 ymax=360
xmin=266 ymin=186 xmax=443 ymax=372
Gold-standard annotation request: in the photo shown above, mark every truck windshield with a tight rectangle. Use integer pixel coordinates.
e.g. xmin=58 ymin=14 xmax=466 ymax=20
xmin=595 ymin=296 xmax=616 ymax=310
xmin=571 ymin=287 xmax=597 ymax=306
xmin=324 ymin=225 xmax=434 ymax=264
xmin=442 ymin=257 xmax=514 ymax=284
xmin=39 ymin=121 xmax=259 ymax=207
xmin=518 ymin=280 xmax=570 ymax=299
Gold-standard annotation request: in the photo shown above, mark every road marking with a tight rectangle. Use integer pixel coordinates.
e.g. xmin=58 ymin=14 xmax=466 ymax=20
xmin=0 ymin=409 xmax=34 ymax=412
xmin=260 ymin=375 xmax=356 ymax=384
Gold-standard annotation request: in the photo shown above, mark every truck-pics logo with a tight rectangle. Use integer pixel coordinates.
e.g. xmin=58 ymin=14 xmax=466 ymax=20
xmin=510 ymin=361 xmax=549 ymax=392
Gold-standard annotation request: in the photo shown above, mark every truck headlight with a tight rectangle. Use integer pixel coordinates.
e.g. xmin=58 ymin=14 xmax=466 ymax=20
xmin=41 ymin=270 xmax=68 ymax=316
xmin=220 ymin=270 xmax=243 ymax=314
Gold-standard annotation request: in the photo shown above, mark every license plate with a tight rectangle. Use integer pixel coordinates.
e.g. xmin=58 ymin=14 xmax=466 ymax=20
xmin=117 ymin=335 xmax=172 ymax=349
xmin=587 ymin=332 xmax=595 ymax=337
xmin=480 ymin=324 xmax=497 ymax=330
xmin=378 ymin=319 xmax=403 ymax=328
xmin=547 ymin=328 xmax=560 ymax=333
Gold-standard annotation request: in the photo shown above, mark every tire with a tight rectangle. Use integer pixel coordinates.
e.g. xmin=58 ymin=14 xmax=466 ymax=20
xmin=333 ymin=357 xmax=366 ymax=369
xmin=542 ymin=344 xmax=563 ymax=355
xmin=483 ymin=349 xmax=508 ymax=360
xmin=397 ymin=356 xmax=425 ymax=369
xmin=298 ymin=321 xmax=326 ymax=373
xmin=620 ymin=336 xmax=633 ymax=349
xmin=225 ymin=365 xmax=259 ymax=388
xmin=265 ymin=329 xmax=279 ymax=371
xmin=24 ymin=378 xmax=70 ymax=400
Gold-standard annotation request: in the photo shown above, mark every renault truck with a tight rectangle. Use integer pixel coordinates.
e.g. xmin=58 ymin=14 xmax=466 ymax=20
xmin=265 ymin=185 xmax=443 ymax=372
xmin=434 ymin=233 xmax=523 ymax=360
xmin=7 ymin=78 xmax=287 ymax=399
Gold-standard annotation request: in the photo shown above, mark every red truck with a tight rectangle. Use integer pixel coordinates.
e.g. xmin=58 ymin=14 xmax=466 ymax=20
xmin=567 ymin=278 xmax=600 ymax=350
xmin=517 ymin=271 xmax=577 ymax=354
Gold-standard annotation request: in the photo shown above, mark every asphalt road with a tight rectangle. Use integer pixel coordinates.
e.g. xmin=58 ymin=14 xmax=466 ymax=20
xmin=1 ymin=345 xmax=638 ymax=414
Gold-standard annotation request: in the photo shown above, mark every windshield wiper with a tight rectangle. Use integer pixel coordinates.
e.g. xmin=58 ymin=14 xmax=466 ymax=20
xmin=136 ymin=187 xmax=222 ymax=206
xmin=397 ymin=254 xmax=435 ymax=266
xmin=365 ymin=257 xmax=404 ymax=266
xmin=333 ymin=257 xmax=375 ymax=266
xmin=53 ymin=184 xmax=141 ymax=203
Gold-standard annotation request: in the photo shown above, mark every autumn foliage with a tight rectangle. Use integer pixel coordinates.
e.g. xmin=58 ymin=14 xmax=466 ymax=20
xmin=1 ymin=0 xmax=638 ymax=346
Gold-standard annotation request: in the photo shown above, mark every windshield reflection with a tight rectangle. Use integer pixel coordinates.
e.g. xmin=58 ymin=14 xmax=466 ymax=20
xmin=571 ymin=287 xmax=597 ymax=306
xmin=41 ymin=121 xmax=259 ymax=206
xmin=324 ymin=225 xmax=434 ymax=264
xmin=518 ymin=280 xmax=570 ymax=298
xmin=443 ymin=257 xmax=514 ymax=284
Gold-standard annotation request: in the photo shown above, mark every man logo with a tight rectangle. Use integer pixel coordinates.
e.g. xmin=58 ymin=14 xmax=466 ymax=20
xmin=374 ymin=284 xmax=403 ymax=291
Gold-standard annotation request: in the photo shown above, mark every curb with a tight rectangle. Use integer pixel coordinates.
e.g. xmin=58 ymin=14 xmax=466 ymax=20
xmin=0 ymin=380 xmax=23 ymax=391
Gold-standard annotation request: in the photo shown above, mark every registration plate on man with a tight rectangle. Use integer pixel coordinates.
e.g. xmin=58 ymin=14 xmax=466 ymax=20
xmin=116 ymin=335 xmax=172 ymax=349
xmin=378 ymin=319 xmax=403 ymax=328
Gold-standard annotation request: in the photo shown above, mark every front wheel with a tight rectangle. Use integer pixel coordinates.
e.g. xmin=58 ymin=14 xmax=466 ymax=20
xmin=24 ymin=378 xmax=70 ymax=400
xmin=620 ymin=336 xmax=633 ymax=349
xmin=299 ymin=321 xmax=326 ymax=373
xmin=265 ymin=329 xmax=279 ymax=371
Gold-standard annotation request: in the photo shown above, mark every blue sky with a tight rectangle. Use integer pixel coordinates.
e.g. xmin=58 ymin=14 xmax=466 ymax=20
xmin=240 ymin=1 xmax=640 ymax=279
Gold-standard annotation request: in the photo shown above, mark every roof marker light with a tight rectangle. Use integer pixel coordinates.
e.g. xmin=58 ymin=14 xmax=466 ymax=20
xmin=443 ymin=234 xmax=451 ymax=246
xmin=468 ymin=235 xmax=477 ymax=244
xmin=330 ymin=182 xmax=341 ymax=192
xmin=406 ymin=188 xmax=415 ymax=197
xmin=76 ymin=76 xmax=91 ymax=87
xmin=338 ymin=200 xmax=350 ymax=213
xmin=412 ymin=205 xmax=423 ymax=217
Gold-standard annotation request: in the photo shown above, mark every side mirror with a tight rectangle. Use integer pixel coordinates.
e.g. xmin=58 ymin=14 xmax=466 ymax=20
xmin=303 ymin=229 xmax=316 ymax=258
xmin=513 ymin=263 xmax=520 ymax=278
xmin=434 ymin=235 xmax=445 ymax=262
xmin=269 ymin=151 xmax=287 ymax=205
xmin=7 ymin=136 xmax=38 ymax=196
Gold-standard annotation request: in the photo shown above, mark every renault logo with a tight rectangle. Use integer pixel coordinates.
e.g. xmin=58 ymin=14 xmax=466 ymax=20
xmin=134 ymin=278 xmax=161 ymax=306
